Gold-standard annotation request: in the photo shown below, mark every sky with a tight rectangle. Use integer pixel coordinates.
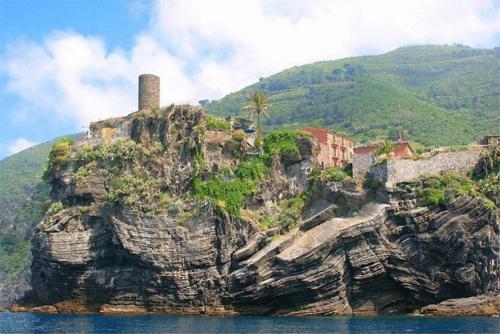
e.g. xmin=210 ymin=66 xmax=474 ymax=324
xmin=0 ymin=0 xmax=499 ymax=159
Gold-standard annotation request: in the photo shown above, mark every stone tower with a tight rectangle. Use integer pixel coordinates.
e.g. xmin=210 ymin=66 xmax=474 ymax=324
xmin=138 ymin=74 xmax=160 ymax=111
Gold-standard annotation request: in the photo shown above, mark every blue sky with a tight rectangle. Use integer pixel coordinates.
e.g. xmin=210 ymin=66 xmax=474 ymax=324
xmin=0 ymin=0 xmax=499 ymax=159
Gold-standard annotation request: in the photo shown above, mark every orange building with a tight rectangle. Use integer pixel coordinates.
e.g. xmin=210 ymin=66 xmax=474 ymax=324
xmin=301 ymin=127 xmax=354 ymax=168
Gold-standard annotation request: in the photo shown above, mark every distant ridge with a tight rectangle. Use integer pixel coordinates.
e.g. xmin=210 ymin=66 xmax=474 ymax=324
xmin=205 ymin=44 xmax=499 ymax=146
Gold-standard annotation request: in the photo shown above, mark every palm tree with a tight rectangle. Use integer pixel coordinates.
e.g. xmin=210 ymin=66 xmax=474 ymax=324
xmin=242 ymin=91 xmax=270 ymax=138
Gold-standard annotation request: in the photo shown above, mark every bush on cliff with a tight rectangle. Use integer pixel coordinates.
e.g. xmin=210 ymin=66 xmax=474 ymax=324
xmin=46 ymin=201 xmax=63 ymax=216
xmin=108 ymin=174 xmax=179 ymax=215
xmin=206 ymin=116 xmax=231 ymax=132
xmin=43 ymin=137 xmax=74 ymax=178
xmin=417 ymin=172 xmax=496 ymax=209
xmin=262 ymin=130 xmax=308 ymax=165
xmin=77 ymin=140 xmax=142 ymax=169
xmin=193 ymin=176 xmax=255 ymax=217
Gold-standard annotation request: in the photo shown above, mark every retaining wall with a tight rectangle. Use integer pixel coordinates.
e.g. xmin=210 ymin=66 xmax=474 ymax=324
xmin=368 ymin=149 xmax=481 ymax=186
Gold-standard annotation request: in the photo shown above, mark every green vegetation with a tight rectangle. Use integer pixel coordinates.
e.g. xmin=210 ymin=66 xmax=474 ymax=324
xmin=77 ymin=139 xmax=141 ymax=168
xmin=262 ymin=130 xmax=308 ymax=164
xmin=206 ymin=115 xmax=231 ymax=132
xmin=0 ymin=134 xmax=83 ymax=304
xmin=108 ymin=174 xmax=157 ymax=213
xmin=193 ymin=177 xmax=256 ymax=216
xmin=43 ymin=136 xmax=74 ymax=178
xmin=417 ymin=172 xmax=496 ymax=210
xmin=363 ymin=174 xmax=382 ymax=192
xmin=315 ymin=166 xmax=351 ymax=183
xmin=46 ymin=201 xmax=63 ymax=216
xmin=193 ymin=129 xmax=306 ymax=217
xmin=107 ymin=174 xmax=179 ymax=215
xmin=242 ymin=90 xmax=271 ymax=138
xmin=277 ymin=196 xmax=305 ymax=231
xmin=234 ymin=159 xmax=268 ymax=181
xmin=376 ymin=140 xmax=395 ymax=156
xmin=472 ymin=143 xmax=500 ymax=205
xmin=0 ymin=234 xmax=30 ymax=285
xmin=206 ymin=45 xmax=499 ymax=146
xmin=75 ymin=161 xmax=97 ymax=180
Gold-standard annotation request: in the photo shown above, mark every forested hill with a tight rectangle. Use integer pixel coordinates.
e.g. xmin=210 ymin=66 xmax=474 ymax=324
xmin=205 ymin=45 xmax=499 ymax=146
xmin=0 ymin=134 xmax=82 ymax=306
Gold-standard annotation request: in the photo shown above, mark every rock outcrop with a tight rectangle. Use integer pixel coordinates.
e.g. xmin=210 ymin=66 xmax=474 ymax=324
xmin=21 ymin=106 xmax=499 ymax=316
xmin=419 ymin=294 xmax=500 ymax=316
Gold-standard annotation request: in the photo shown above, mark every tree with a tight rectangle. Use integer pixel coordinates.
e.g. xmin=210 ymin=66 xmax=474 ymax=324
xmin=242 ymin=91 xmax=270 ymax=138
xmin=376 ymin=140 xmax=395 ymax=156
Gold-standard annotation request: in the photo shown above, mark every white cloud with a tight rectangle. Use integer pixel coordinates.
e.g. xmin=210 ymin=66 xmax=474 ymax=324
xmin=8 ymin=138 xmax=38 ymax=154
xmin=152 ymin=0 xmax=500 ymax=97
xmin=1 ymin=0 xmax=499 ymax=130
xmin=3 ymin=32 xmax=199 ymax=127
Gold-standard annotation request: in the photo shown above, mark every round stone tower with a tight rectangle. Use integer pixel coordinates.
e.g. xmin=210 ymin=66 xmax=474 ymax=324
xmin=138 ymin=74 xmax=160 ymax=111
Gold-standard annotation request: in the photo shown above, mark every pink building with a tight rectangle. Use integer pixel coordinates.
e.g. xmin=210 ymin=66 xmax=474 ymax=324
xmin=301 ymin=127 xmax=355 ymax=168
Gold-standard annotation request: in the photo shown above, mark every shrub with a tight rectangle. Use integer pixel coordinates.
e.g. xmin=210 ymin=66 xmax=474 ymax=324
xmin=235 ymin=159 xmax=268 ymax=181
xmin=474 ymin=143 xmax=499 ymax=179
xmin=262 ymin=130 xmax=307 ymax=165
xmin=108 ymin=174 xmax=159 ymax=213
xmin=46 ymin=202 xmax=63 ymax=216
xmin=416 ymin=172 xmax=489 ymax=208
xmin=319 ymin=167 xmax=351 ymax=183
xmin=261 ymin=216 xmax=278 ymax=229
xmin=417 ymin=188 xmax=445 ymax=206
xmin=232 ymin=129 xmax=246 ymax=141
xmin=193 ymin=176 xmax=255 ymax=217
xmin=75 ymin=161 xmax=97 ymax=180
xmin=77 ymin=140 xmax=141 ymax=168
xmin=363 ymin=174 xmax=382 ymax=191
xmin=43 ymin=137 xmax=74 ymax=178
xmin=206 ymin=116 xmax=231 ymax=132
xmin=277 ymin=196 xmax=305 ymax=232
xmin=477 ymin=174 xmax=500 ymax=200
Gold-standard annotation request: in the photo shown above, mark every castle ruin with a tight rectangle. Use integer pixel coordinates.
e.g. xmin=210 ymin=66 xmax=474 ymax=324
xmin=138 ymin=74 xmax=160 ymax=111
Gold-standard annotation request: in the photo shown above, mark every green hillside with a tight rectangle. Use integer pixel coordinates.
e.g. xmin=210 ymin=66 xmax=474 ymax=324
xmin=205 ymin=45 xmax=500 ymax=146
xmin=0 ymin=134 xmax=82 ymax=306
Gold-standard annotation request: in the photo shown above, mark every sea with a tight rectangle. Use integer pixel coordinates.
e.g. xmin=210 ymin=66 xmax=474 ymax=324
xmin=0 ymin=312 xmax=498 ymax=334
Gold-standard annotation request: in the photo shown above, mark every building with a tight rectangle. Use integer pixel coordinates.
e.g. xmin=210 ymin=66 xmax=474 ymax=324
xmin=301 ymin=127 xmax=354 ymax=168
xmin=354 ymin=140 xmax=414 ymax=159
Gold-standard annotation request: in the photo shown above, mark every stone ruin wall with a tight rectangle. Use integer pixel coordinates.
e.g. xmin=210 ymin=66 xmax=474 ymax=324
xmin=367 ymin=149 xmax=481 ymax=186
xmin=352 ymin=152 xmax=375 ymax=180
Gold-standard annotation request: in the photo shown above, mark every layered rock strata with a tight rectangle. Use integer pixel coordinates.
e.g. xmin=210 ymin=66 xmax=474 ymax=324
xmin=20 ymin=106 xmax=499 ymax=316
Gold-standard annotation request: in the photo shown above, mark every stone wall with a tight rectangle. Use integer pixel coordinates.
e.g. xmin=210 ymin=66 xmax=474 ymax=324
xmin=138 ymin=74 xmax=160 ymax=111
xmin=352 ymin=153 xmax=375 ymax=180
xmin=369 ymin=149 xmax=481 ymax=186
xmin=89 ymin=116 xmax=132 ymax=139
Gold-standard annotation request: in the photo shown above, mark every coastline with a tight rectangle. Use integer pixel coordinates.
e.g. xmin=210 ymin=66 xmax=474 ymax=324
xmin=10 ymin=294 xmax=500 ymax=317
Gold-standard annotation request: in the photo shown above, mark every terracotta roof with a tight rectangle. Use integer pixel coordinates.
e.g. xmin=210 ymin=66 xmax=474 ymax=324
xmin=301 ymin=127 xmax=330 ymax=144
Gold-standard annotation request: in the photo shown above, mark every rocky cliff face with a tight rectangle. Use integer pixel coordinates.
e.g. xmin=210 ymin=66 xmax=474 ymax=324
xmin=21 ymin=106 xmax=499 ymax=315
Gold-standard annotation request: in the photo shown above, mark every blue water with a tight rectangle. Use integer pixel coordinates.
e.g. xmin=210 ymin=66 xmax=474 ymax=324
xmin=0 ymin=312 xmax=498 ymax=334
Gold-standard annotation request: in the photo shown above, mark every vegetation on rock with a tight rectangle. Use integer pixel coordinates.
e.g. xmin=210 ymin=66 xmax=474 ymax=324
xmin=206 ymin=115 xmax=231 ymax=132
xmin=417 ymin=171 xmax=496 ymax=210
xmin=43 ymin=136 xmax=74 ymax=178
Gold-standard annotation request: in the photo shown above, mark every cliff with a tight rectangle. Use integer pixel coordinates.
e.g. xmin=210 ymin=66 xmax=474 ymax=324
xmin=18 ymin=105 xmax=499 ymax=316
